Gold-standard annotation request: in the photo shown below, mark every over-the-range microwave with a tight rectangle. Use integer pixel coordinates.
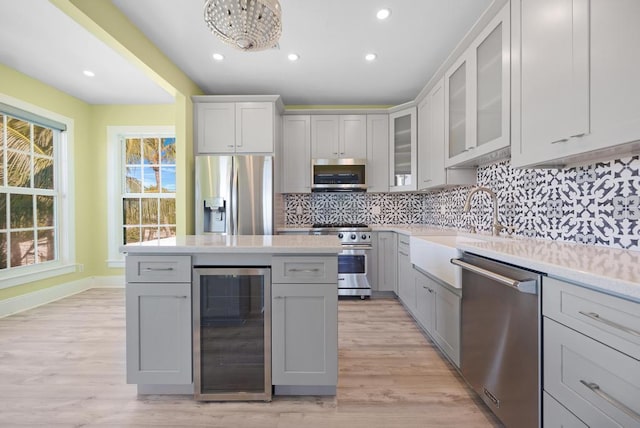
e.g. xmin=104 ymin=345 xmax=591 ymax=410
xmin=311 ymin=158 xmax=367 ymax=192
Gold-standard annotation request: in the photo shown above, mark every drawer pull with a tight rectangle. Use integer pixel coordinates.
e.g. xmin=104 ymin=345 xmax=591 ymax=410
xmin=400 ymin=240 xmax=409 ymax=245
xmin=176 ymin=296 xmax=188 ymax=299
xmin=550 ymin=138 xmax=569 ymax=144
xmin=288 ymin=268 xmax=321 ymax=273
xmin=143 ymin=267 xmax=175 ymax=272
xmin=578 ymin=311 xmax=640 ymax=337
xmin=422 ymin=286 xmax=434 ymax=293
xmin=274 ymin=296 xmax=284 ymax=299
xmin=580 ymin=380 xmax=640 ymax=422
xmin=398 ymin=251 xmax=409 ymax=257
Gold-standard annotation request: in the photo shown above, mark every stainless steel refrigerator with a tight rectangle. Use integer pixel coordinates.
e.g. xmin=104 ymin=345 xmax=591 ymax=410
xmin=195 ymin=155 xmax=273 ymax=235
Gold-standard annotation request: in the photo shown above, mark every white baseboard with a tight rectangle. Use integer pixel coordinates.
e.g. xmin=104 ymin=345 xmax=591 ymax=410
xmin=0 ymin=275 xmax=125 ymax=318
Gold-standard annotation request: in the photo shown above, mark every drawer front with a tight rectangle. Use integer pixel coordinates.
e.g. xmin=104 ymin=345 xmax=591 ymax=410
xmin=544 ymin=318 xmax=640 ymax=427
xmin=397 ymin=234 xmax=410 ymax=256
xmin=543 ymin=392 xmax=588 ymax=428
xmin=126 ymin=255 xmax=191 ymax=283
xmin=543 ymin=277 xmax=640 ymax=359
xmin=272 ymin=256 xmax=338 ymax=283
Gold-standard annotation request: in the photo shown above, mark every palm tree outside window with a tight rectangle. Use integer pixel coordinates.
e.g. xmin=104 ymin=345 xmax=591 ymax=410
xmin=121 ymin=136 xmax=176 ymax=244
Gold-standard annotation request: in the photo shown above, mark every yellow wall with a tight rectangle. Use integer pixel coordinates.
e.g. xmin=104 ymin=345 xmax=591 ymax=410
xmin=0 ymin=64 xmax=91 ymax=300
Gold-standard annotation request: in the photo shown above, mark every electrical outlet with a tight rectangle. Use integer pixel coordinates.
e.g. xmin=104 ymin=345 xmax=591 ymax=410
xmin=77 ymin=264 xmax=84 ymax=272
xmin=372 ymin=206 xmax=381 ymax=215
xmin=295 ymin=206 xmax=303 ymax=215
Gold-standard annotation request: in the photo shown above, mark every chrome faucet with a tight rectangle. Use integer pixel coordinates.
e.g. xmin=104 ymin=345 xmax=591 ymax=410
xmin=463 ymin=186 xmax=505 ymax=236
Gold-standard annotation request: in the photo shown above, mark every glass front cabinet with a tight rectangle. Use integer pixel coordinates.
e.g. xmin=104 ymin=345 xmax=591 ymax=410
xmin=445 ymin=2 xmax=510 ymax=167
xmin=389 ymin=105 xmax=417 ymax=192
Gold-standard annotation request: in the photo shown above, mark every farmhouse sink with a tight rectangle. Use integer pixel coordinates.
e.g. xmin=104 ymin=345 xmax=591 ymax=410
xmin=410 ymin=234 xmax=487 ymax=288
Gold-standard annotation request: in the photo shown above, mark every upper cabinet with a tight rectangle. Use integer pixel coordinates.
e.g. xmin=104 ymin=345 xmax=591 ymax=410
xmin=282 ymin=115 xmax=311 ymax=193
xmin=511 ymin=0 xmax=640 ymax=168
xmin=366 ymin=114 xmax=390 ymax=193
xmin=445 ymin=3 xmax=511 ymax=168
xmin=311 ymin=115 xmax=367 ymax=159
xmin=389 ymin=106 xmax=417 ymax=192
xmin=193 ymin=96 xmax=283 ymax=155
xmin=418 ymin=79 xmax=475 ymax=191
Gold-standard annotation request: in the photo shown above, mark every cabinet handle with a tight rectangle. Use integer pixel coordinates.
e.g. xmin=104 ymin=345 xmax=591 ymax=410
xmin=400 ymin=240 xmax=409 ymax=245
xmin=580 ymin=380 xmax=640 ymax=422
xmin=143 ymin=267 xmax=175 ymax=272
xmin=227 ymin=144 xmax=235 ymax=148
xmin=423 ymin=179 xmax=432 ymax=183
xmin=176 ymin=296 xmax=188 ymax=299
xmin=570 ymin=133 xmax=586 ymax=138
xmin=578 ymin=311 xmax=640 ymax=337
xmin=550 ymin=138 xmax=569 ymax=145
xmin=273 ymin=296 xmax=284 ymax=299
xmin=398 ymin=251 xmax=409 ymax=257
xmin=422 ymin=286 xmax=434 ymax=293
xmin=332 ymin=152 xmax=338 ymax=155
xmin=288 ymin=268 xmax=321 ymax=273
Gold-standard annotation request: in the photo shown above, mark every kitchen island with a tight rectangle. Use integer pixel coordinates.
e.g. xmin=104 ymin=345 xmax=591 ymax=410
xmin=121 ymin=234 xmax=342 ymax=399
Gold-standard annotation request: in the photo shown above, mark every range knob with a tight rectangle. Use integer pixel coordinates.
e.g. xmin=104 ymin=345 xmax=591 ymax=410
xmin=338 ymin=233 xmax=344 ymax=239
xmin=350 ymin=234 xmax=356 ymax=240
xmin=361 ymin=234 xmax=367 ymax=240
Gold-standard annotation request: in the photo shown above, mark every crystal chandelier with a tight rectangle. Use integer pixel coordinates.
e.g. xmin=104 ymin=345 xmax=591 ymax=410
xmin=204 ymin=0 xmax=282 ymax=51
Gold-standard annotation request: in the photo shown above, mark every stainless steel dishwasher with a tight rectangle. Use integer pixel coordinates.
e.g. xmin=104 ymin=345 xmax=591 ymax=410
xmin=451 ymin=253 xmax=542 ymax=428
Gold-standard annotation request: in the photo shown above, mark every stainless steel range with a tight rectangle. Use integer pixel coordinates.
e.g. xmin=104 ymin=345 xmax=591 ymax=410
xmin=310 ymin=223 xmax=372 ymax=299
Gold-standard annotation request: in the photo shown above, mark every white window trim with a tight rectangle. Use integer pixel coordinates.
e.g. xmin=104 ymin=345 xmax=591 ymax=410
xmin=107 ymin=126 xmax=175 ymax=268
xmin=0 ymin=93 xmax=76 ymax=289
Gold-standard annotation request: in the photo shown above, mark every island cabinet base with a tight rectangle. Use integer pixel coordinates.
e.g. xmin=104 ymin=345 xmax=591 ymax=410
xmin=274 ymin=385 xmax=337 ymax=396
xmin=137 ymin=384 xmax=195 ymax=395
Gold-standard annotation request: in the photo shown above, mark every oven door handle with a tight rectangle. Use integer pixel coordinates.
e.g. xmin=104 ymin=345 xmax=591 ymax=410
xmin=450 ymin=258 xmax=537 ymax=294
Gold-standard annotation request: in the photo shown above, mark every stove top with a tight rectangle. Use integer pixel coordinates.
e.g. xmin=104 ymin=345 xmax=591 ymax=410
xmin=311 ymin=223 xmax=369 ymax=229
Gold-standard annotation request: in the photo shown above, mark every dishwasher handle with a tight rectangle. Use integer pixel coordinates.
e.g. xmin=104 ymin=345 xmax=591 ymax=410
xmin=450 ymin=258 xmax=538 ymax=294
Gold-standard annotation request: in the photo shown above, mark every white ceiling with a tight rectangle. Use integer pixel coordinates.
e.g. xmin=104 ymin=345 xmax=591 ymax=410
xmin=0 ymin=0 xmax=493 ymax=106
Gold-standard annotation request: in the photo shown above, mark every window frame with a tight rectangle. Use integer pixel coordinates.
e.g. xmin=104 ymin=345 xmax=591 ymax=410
xmin=107 ymin=126 xmax=176 ymax=268
xmin=0 ymin=94 xmax=75 ymax=289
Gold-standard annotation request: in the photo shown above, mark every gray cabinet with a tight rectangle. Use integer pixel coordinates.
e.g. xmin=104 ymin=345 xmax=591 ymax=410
xmin=397 ymin=234 xmax=416 ymax=313
xmin=366 ymin=114 xmax=389 ymax=193
xmin=512 ymin=0 xmax=640 ymax=167
xmin=282 ymin=115 xmax=311 ymax=193
xmin=415 ymin=271 xmax=436 ymax=335
xmin=389 ymin=106 xmax=417 ymax=192
xmin=543 ymin=278 xmax=640 ymax=426
xmin=376 ymin=232 xmax=397 ymax=293
xmin=125 ymin=255 xmax=192 ymax=385
xmin=311 ymin=115 xmax=366 ymax=159
xmin=271 ymin=256 xmax=338 ymax=389
xmin=193 ymin=96 xmax=282 ymax=155
xmin=543 ymin=392 xmax=588 ymax=428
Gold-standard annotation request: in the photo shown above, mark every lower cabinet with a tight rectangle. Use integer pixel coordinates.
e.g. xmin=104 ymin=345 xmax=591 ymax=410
xmin=376 ymin=232 xmax=397 ymax=292
xmin=543 ymin=392 xmax=588 ymax=428
xmin=397 ymin=234 xmax=416 ymax=313
xmin=125 ymin=282 xmax=193 ymax=385
xmin=413 ymin=267 xmax=461 ymax=367
xmin=271 ymin=283 xmax=338 ymax=386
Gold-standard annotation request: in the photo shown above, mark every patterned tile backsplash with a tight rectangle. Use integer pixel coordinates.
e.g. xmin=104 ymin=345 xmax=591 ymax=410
xmin=284 ymin=155 xmax=640 ymax=251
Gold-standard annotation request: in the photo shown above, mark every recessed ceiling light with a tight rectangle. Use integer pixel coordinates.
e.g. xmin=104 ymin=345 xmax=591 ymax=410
xmin=288 ymin=53 xmax=300 ymax=61
xmin=365 ymin=53 xmax=377 ymax=61
xmin=376 ymin=8 xmax=391 ymax=20
xmin=212 ymin=53 xmax=224 ymax=61
xmin=83 ymin=70 xmax=95 ymax=77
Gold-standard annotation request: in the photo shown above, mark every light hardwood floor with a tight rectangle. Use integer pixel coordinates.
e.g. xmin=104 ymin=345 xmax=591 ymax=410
xmin=0 ymin=289 xmax=501 ymax=427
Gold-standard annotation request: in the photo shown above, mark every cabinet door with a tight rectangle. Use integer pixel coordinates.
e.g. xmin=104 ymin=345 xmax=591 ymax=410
xmin=511 ymin=0 xmax=590 ymax=167
xmin=389 ymin=107 xmax=417 ymax=192
xmin=196 ymin=103 xmax=236 ymax=153
xmin=433 ymin=282 xmax=460 ymax=367
xmin=282 ymin=116 xmax=311 ymax=193
xmin=415 ymin=270 xmax=436 ymax=335
xmin=311 ymin=115 xmax=339 ymax=158
xmin=376 ymin=232 xmax=397 ymax=292
xmin=543 ymin=392 xmax=588 ymax=428
xmin=339 ymin=115 xmax=367 ymax=158
xmin=445 ymin=54 xmax=472 ymax=161
xmin=235 ymin=102 xmax=274 ymax=153
xmin=417 ymin=96 xmax=432 ymax=189
xmin=271 ymin=283 xmax=338 ymax=386
xmin=397 ymin=235 xmax=416 ymax=313
xmin=366 ymin=114 xmax=389 ymax=193
xmin=125 ymin=282 xmax=192 ymax=385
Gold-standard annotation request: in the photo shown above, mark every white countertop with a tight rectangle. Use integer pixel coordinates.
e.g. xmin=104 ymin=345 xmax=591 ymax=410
xmin=411 ymin=233 xmax=640 ymax=303
xmin=121 ymin=235 xmax=342 ymax=254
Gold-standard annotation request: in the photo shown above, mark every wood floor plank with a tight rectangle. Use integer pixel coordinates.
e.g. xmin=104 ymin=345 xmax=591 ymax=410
xmin=0 ymin=289 xmax=501 ymax=427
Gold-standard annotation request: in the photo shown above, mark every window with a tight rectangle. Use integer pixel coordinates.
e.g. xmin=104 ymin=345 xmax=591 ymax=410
xmin=122 ymin=136 xmax=176 ymax=243
xmin=0 ymin=97 xmax=74 ymax=287
xmin=107 ymin=126 xmax=176 ymax=267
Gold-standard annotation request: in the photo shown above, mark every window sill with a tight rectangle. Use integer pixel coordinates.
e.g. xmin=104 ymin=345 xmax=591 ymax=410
xmin=0 ymin=263 xmax=80 ymax=290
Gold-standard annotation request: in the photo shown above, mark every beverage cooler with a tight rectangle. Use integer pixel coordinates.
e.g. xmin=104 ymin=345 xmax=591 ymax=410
xmin=192 ymin=267 xmax=271 ymax=401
